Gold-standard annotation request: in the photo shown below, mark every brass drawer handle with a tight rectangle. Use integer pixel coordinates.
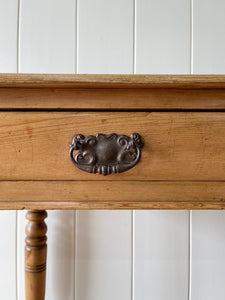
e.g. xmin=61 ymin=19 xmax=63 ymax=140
xmin=70 ymin=133 xmax=143 ymax=176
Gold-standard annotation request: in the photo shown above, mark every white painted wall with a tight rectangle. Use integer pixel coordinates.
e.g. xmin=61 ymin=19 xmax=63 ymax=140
xmin=0 ymin=1 xmax=225 ymax=299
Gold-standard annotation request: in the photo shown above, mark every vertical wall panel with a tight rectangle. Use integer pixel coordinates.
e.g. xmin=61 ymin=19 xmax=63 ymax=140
xmin=18 ymin=0 xmax=76 ymax=299
xmin=134 ymin=211 xmax=189 ymax=300
xmin=0 ymin=0 xmax=18 ymax=72
xmin=75 ymin=211 xmax=131 ymax=300
xmin=193 ymin=0 xmax=225 ymax=74
xmin=45 ymin=211 xmax=75 ymax=300
xmin=0 ymin=211 xmax=17 ymax=299
xmin=135 ymin=0 xmax=190 ymax=74
xmin=192 ymin=2 xmax=225 ymax=299
xmin=19 ymin=0 xmax=76 ymax=73
xmin=191 ymin=212 xmax=225 ymax=300
xmin=0 ymin=1 xmax=18 ymax=298
xmin=134 ymin=1 xmax=190 ymax=299
xmin=76 ymin=2 xmax=133 ymax=299
xmin=17 ymin=210 xmax=26 ymax=300
xmin=77 ymin=0 xmax=133 ymax=73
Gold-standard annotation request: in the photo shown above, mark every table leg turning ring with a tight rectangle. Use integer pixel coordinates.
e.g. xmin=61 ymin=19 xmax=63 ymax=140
xmin=25 ymin=210 xmax=48 ymax=300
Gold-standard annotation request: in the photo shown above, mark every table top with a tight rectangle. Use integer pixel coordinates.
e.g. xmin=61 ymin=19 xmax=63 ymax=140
xmin=0 ymin=73 xmax=225 ymax=88
xmin=0 ymin=74 xmax=225 ymax=211
xmin=0 ymin=74 xmax=225 ymax=110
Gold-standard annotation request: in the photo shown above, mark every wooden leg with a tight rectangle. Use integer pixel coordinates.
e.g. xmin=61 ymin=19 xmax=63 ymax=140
xmin=25 ymin=210 xmax=48 ymax=300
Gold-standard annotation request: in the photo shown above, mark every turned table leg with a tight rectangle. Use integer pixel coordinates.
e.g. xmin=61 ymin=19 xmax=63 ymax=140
xmin=25 ymin=210 xmax=48 ymax=300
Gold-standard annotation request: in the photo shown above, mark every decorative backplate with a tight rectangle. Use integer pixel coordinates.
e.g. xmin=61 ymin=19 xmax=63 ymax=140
xmin=69 ymin=133 xmax=143 ymax=176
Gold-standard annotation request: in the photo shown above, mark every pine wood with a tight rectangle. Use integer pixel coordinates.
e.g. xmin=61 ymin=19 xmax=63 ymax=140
xmin=1 ymin=75 xmax=225 ymax=110
xmin=0 ymin=181 xmax=224 ymax=210
xmin=1 ymin=74 xmax=225 ymax=88
xmin=1 ymin=88 xmax=225 ymax=110
xmin=1 ymin=201 xmax=224 ymax=210
xmin=25 ymin=210 xmax=47 ymax=300
xmin=0 ymin=112 xmax=225 ymax=181
xmin=1 ymin=74 xmax=225 ymax=300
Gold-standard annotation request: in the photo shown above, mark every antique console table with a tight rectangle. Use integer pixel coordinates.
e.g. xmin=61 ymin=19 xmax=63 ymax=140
xmin=1 ymin=74 xmax=225 ymax=300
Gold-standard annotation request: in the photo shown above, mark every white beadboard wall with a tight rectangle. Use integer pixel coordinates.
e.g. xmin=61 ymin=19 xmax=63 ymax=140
xmin=0 ymin=1 xmax=225 ymax=299
xmin=0 ymin=1 xmax=18 ymax=299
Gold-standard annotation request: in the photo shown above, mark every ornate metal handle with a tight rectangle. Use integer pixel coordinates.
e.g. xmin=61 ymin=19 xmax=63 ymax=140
xmin=69 ymin=133 xmax=143 ymax=176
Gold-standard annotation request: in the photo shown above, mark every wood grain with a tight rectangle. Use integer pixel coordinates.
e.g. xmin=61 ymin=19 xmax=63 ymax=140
xmin=1 ymin=88 xmax=225 ymax=110
xmin=1 ymin=202 xmax=224 ymax=210
xmin=25 ymin=210 xmax=47 ymax=300
xmin=1 ymin=74 xmax=225 ymax=88
xmin=1 ymin=75 xmax=225 ymax=110
xmin=0 ymin=112 xmax=225 ymax=180
xmin=0 ymin=181 xmax=225 ymax=209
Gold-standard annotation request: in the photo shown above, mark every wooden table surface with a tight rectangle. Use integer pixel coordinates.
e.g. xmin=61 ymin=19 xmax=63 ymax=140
xmin=1 ymin=74 xmax=225 ymax=300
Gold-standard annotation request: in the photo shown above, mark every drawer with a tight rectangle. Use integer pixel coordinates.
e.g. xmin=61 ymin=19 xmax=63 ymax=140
xmin=0 ymin=111 xmax=225 ymax=181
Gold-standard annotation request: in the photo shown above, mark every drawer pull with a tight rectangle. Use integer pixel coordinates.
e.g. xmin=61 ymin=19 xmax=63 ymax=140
xmin=70 ymin=133 xmax=143 ymax=176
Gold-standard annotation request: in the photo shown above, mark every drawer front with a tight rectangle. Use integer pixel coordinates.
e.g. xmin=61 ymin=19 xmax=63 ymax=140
xmin=0 ymin=111 xmax=225 ymax=181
